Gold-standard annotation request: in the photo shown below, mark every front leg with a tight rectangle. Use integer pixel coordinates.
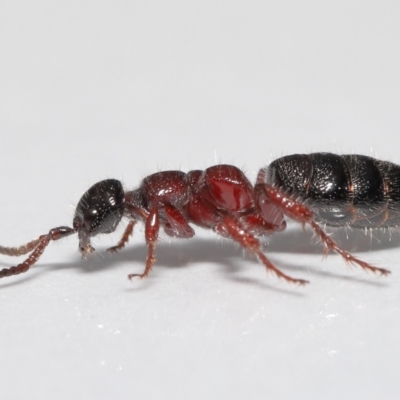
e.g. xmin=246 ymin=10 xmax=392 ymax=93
xmin=128 ymin=207 xmax=160 ymax=280
xmin=107 ymin=221 xmax=136 ymax=253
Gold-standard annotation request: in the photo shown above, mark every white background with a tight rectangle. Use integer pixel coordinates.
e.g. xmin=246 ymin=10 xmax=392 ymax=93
xmin=1 ymin=2 xmax=400 ymax=399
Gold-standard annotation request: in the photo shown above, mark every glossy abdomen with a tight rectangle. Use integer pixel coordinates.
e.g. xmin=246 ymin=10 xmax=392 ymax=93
xmin=263 ymin=153 xmax=400 ymax=228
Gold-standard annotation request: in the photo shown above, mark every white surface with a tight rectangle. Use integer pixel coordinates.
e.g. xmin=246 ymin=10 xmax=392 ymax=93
xmin=0 ymin=2 xmax=400 ymax=399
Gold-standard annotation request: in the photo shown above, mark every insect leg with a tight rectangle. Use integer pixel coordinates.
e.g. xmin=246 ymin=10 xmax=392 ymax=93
xmin=163 ymin=204 xmax=195 ymax=238
xmin=128 ymin=207 xmax=159 ymax=280
xmin=215 ymin=215 xmax=309 ymax=285
xmin=258 ymin=184 xmax=391 ymax=276
xmin=107 ymin=221 xmax=136 ymax=253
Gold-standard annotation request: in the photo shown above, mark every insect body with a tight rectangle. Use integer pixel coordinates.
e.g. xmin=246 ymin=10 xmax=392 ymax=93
xmin=0 ymin=153 xmax=395 ymax=285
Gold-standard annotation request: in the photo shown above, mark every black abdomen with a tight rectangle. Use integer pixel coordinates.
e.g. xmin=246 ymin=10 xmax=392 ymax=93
xmin=264 ymin=153 xmax=400 ymax=228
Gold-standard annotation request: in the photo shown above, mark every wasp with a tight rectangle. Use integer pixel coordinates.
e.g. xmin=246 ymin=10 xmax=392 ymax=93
xmin=0 ymin=153 xmax=396 ymax=285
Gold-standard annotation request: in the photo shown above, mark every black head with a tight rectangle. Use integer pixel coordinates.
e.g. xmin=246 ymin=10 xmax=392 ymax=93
xmin=73 ymin=179 xmax=125 ymax=256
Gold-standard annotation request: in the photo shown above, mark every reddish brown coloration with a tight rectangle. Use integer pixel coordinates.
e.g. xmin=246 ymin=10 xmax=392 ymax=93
xmin=0 ymin=227 xmax=75 ymax=277
xmin=107 ymin=221 xmax=136 ymax=253
xmin=0 ymin=159 xmax=392 ymax=284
